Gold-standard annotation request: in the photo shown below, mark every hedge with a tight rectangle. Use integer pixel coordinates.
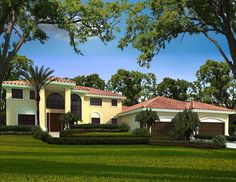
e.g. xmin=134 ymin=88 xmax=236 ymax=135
xmin=194 ymin=134 xmax=214 ymax=140
xmin=70 ymin=123 xmax=130 ymax=131
xmin=149 ymin=140 xmax=225 ymax=149
xmin=225 ymin=135 xmax=236 ymax=142
xmin=47 ymin=137 xmax=149 ymax=145
xmin=0 ymin=125 xmax=33 ymax=135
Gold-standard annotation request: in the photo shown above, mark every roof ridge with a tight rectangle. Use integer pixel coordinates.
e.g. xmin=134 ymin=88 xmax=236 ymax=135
xmin=143 ymin=96 xmax=160 ymax=108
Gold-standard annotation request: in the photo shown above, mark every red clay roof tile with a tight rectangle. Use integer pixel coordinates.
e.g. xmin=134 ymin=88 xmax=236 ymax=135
xmin=121 ymin=96 xmax=235 ymax=114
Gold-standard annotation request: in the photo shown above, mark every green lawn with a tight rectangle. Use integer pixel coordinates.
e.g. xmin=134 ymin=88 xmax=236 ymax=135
xmin=0 ymin=136 xmax=236 ymax=182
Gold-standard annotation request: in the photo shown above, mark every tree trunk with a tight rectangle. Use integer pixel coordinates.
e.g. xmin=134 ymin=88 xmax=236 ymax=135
xmin=35 ymin=91 xmax=40 ymax=126
xmin=225 ymin=32 xmax=236 ymax=78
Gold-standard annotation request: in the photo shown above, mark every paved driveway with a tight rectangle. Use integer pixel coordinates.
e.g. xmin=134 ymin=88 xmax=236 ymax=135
xmin=49 ymin=132 xmax=60 ymax=138
xmin=226 ymin=142 xmax=236 ymax=149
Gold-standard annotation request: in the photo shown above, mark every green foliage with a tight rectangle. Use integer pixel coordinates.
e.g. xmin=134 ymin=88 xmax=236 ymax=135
xmin=0 ymin=0 xmax=126 ymax=103
xmin=107 ymin=69 xmax=157 ymax=106
xmin=73 ymin=74 xmax=106 ymax=90
xmin=194 ymin=134 xmax=214 ymax=140
xmin=212 ymin=135 xmax=227 ymax=147
xmin=225 ymin=135 xmax=236 ymax=142
xmin=149 ymin=140 xmax=225 ymax=149
xmin=59 ymin=112 xmax=81 ymax=129
xmin=0 ymin=111 xmax=6 ymax=125
xmin=135 ymin=109 xmax=159 ymax=131
xmin=0 ymin=125 xmax=33 ymax=135
xmin=4 ymin=55 xmax=33 ymax=81
xmin=229 ymin=124 xmax=236 ymax=136
xmin=170 ymin=110 xmax=200 ymax=140
xmin=31 ymin=126 xmax=51 ymax=142
xmin=119 ymin=0 xmax=236 ymax=77
xmin=69 ymin=123 xmax=130 ymax=132
xmin=0 ymin=135 xmax=236 ymax=181
xmin=193 ymin=60 xmax=236 ymax=109
xmin=21 ymin=65 xmax=54 ymax=125
xmin=157 ymin=77 xmax=191 ymax=101
xmin=132 ymin=128 xmax=150 ymax=137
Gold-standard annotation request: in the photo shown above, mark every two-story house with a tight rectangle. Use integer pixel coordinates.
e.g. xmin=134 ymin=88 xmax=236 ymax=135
xmin=3 ymin=77 xmax=125 ymax=131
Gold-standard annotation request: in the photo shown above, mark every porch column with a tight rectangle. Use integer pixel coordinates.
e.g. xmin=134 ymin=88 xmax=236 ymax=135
xmin=39 ymin=88 xmax=47 ymax=131
xmin=65 ymin=88 xmax=71 ymax=113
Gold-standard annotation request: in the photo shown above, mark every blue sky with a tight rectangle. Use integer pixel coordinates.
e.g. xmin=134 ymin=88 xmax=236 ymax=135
xmin=18 ymin=22 xmax=230 ymax=83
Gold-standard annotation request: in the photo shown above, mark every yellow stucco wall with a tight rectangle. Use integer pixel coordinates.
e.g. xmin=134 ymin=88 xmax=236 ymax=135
xmin=5 ymin=87 xmax=36 ymax=126
xmin=81 ymin=96 xmax=122 ymax=124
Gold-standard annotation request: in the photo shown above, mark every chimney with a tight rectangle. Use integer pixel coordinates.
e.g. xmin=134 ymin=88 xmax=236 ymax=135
xmin=190 ymin=100 xmax=195 ymax=110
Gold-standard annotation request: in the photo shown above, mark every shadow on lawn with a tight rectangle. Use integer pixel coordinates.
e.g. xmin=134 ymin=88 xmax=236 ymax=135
xmin=0 ymin=158 xmax=235 ymax=181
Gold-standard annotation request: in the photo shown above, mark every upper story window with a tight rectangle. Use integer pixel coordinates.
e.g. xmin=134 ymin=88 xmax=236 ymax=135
xmin=47 ymin=93 xmax=65 ymax=109
xmin=12 ymin=89 xmax=23 ymax=99
xmin=90 ymin=98 xmax=102 ymax=106
xmin=30 ymin=90 xmax=35 ymax=100
xmin=111 ymin=99 xmax=117 ymax=106
xmin=71 ymin=94 xmax=82 ymax=119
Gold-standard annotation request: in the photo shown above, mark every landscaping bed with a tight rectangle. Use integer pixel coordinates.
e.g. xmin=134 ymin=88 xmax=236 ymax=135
xmin=0 ymin=125 xmax=33 ymax=135
xmin=149 ymin=139 xmax=225 ymax=149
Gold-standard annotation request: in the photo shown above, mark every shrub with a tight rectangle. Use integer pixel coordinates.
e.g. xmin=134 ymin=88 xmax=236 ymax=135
xmin=70 ymin=123 xmax=130 ymax=132
xmin=170 ymin=110 xmax=200 ymax=141
xmin=132 ymin=128 xmax=150 ymax=137
xmin=59 ymin=112 xmax=81 ymax=129
xmin=229 ymin=124 xmax=236 ymax=136
xmin=135 ymin=109 xmax=159 ymax=132
xmin=0 ymin=125 xmax=33 ymax=135
xmin=47 ymin=137 xmax=149 ymax=145
xmin=225 ymin=135 xmax=236 ymax=142
xmin=212 ymin=135 xmax=227 ymax=147
xmin=149 ymin=139 xmax=225 ymax=149
xmin=194 ymin=134 xmax=214 ymax=140
xmin=31 ymin=126 xmax=52 ymax=142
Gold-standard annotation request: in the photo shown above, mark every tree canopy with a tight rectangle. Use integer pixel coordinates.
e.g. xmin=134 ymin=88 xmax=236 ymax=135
xmin=193 ymin=60 xmax=236 ymax=109
xmin=0 ymin=0 xmax=125 ymax=101
xmin=73 ymin=74 xmax=105 ymax=90
xmin=4 ymin=55 xmax=33 ymax=81
xmin=157 ymin=77 xmax=191 ymax=101
xmin=107 ymin=69 xmax=157 ymax=106
xmin=119 ymin=0 xmax=236 ymax=77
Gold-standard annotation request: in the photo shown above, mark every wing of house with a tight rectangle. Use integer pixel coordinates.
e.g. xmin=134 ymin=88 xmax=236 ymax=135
xmin=118 ymin=96 xmax=236 ymax=136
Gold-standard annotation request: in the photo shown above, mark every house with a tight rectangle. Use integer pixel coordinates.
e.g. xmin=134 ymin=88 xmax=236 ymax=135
xmin=118 ymin=97 xmax=236 ymax=136
xmin=3 ymin=77 xmax=235 ymax=136
xmin=3 ymin=78 xmax=125 ymax=131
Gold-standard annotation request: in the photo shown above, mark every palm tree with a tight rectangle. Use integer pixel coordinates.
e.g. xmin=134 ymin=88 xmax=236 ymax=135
xmin=21 ymin=65 xmax=54 ymax=125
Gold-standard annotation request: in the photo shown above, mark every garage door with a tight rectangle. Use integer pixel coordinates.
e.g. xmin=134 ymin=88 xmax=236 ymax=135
xmin=199 ymin=122 xmax=225 ymax=135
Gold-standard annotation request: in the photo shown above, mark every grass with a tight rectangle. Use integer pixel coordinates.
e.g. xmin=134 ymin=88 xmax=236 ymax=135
xmin=0 ymin=135 xmax=236 ymax=182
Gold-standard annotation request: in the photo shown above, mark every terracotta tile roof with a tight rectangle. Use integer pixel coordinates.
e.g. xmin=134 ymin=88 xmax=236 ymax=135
xmin=3 ymin=77 xmax=75 ymax=86
xmin=48 ymin=77 xmax=75 ymax=83
xmin=74 ymin=86 xmax=125 ymax=98
xmin=120 ymin=96 xmax=235 ymax=114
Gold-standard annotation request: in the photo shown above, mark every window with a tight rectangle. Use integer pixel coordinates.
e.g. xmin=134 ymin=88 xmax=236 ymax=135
xmin=30 ymin=90 xmax=35 ymax=100
xmin=111 ymin=99 xmax=117 ymax=106
xmin=92 ymin=118 xmax=100 ymax=125
xmin=71 ymin=94 xmax=82 ymax=119
xmin=111 ymin=118 xmax=118 ymax=125
xmin=90 ymin=98 xmax=102 ymax=106
xmin=12 ymin=89 xmax=23 ymax=99
xmin=18 ymin=114 xmax=35 ymax=125
xmin=47 ymin=93 xmax=65 ymax=109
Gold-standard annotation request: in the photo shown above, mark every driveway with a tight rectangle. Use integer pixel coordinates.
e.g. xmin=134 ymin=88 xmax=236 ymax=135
xmin=226 ymin=142 xmax=236 ymax=149
xmin=49 ymin=132 xmax=60 ymax=138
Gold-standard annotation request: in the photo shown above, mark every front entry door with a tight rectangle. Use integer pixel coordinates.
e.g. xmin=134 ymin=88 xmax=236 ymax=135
xmin=48 ymin=113 xmax=63 ymax=132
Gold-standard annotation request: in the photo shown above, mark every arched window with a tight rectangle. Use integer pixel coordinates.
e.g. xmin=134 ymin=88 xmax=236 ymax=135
xmin=71 ymin=94 xmax=82 ymax=119
xmin=47 ymin=93 xmax=64 ymax=109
